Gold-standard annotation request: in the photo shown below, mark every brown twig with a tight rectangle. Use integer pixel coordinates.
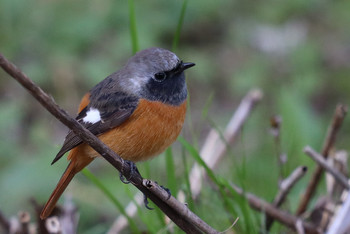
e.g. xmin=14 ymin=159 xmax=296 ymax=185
xmin=304 ymin=146 xmax=350 ymax=190
xmin=0 ymin=53 xmax=219 ymax=234
xmin=229 ymin=183 xmax=321 ymax=234
xmin=296 ymin=104 xmax=347 ymax=215
xmin=326 ymin=150 xmax=348 ymax=197
xmin=270 ymin=115 xmax=287 ymax=184
xmin=265 ymin=166 xmax=308 ymax=230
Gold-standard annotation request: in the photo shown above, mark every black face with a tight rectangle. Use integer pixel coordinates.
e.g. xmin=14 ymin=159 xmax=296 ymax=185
xmin=142 ymin=61 xmax=189 ymax=106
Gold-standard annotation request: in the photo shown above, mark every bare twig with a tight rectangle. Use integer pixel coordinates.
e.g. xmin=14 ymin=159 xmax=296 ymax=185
xmin=229 ymin=183 xmax=321 ymax=234
xmin=327 ymin=191 xmax=350 ymax=234
xmin=265 ymin=166 xmax=308 ymax=230
xmin=108 ymin=89 xmax=262 ymax=233
xmin=295 ymin=219 xmax=305 ymax=234
xmin=326 ymin=150 xmax=348 ymax=197
xmin=297 ymin=104 xmax=347 ymax=215
xmin=275 ymin=166 xmax=308 ymax=207
xmin=270 ymin=115 xmax=287 ymax=184
xmin=304 ymin=146 xmax=350 ymax=190
xmin=0 ymin=53 xmax=219 ymax=234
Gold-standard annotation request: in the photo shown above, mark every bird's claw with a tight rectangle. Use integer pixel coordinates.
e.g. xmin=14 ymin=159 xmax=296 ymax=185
xmin=119 ymin=160 xmax=139 ymax=184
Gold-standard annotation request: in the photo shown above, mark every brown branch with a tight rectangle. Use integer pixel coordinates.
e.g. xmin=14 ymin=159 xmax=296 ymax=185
xmin=265 ymin=166 xmax=308 ymax=230
xmin=303 ymin=146 xmax=350 ymax=190
xmin=297 ymin=104 xmax=347 ymax=215
xmin=0 ymin=53 xmax=219 ymax=234
xmin=229 ymin=183 xmax=321 ymax=234
xmin=270 ymin=115 xmax=287 ymax=184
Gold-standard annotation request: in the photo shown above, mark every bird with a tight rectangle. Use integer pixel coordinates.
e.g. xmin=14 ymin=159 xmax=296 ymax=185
xmin=40 ymin=47 xmax=195 ymax=219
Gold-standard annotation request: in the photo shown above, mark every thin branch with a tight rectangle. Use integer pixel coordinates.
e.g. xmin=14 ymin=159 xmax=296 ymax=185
xmin=326 ymin=150 xmax=348 ymax=197
xmin=265 ymin=166 xmax=308 ymax=230
xmin=295 ymin=219 xmax=305 ymax=234
xmin=297 ymin=104 xmax=347 ymax=215
xmin=108 ymin=89 xmax=263 ymax=233
xmin=0 ymin=53 xmax=219 ymax=234
xmin=303 ymin=146 xmax=350 ymax=190
xmin=229 ymin=183 xmax=321 ymax=234
xmin=270 ymin=115 xmax=287 ymax=184
xmin=327 ymin=190 xmax=350 ymax=234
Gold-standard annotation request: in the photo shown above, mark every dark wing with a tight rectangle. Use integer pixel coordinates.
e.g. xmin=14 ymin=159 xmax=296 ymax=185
xmin=51 ymin=96 xmax=139 ymax=165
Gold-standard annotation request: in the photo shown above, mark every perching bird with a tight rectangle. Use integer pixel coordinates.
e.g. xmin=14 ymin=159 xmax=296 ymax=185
xmin=40 ymin=47 xmax=195 ymax=219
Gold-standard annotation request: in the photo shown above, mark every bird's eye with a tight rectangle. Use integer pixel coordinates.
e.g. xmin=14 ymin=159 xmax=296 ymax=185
xmin=154 ymin=72 xmax=166 ymax=82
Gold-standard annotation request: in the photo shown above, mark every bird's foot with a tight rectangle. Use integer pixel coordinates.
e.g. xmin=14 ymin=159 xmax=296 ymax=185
xmin=120 ymin=160 xmax=139 ymax=184
xmin=143 ymin=182 xmax=172 ymax=210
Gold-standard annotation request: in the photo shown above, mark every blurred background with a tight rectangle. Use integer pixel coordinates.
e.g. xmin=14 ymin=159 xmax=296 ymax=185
xmin=1 ymin=0 xmax=350 ymax=233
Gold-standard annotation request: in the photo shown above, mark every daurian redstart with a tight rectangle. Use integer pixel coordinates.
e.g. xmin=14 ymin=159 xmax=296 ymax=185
xmin=40 ymin=47 xmax=195 ymax=219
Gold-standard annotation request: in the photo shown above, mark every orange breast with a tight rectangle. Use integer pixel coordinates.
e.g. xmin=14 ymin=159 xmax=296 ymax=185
xmin=76 ymin=99 xmax=187 ymax=162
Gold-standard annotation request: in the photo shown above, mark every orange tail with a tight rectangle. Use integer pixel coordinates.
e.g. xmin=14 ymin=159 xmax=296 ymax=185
xmin=40 ymin=148 xmax=93 ymax=220
xmin=40 ymin=160 xmax=77 ymax=219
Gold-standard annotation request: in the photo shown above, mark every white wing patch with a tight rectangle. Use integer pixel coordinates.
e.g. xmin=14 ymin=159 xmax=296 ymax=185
xmin=83 ymin=108 xmax=101 ymax=124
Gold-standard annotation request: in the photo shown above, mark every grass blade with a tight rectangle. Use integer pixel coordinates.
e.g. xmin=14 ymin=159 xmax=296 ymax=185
xmin=172 ymin=0 xmax=189 ymax=51
xmin=178 ymin=137 xmax=219 ymax=184
xmin=128 ymin=0 xmax=139 ymax=54
xmin=181 ymin=147 xmax=195 ymax=211
xmin=165 ymin=147 xmax=177 ymax=193
xmin=81 ymin=168 xmax=140 ymax=234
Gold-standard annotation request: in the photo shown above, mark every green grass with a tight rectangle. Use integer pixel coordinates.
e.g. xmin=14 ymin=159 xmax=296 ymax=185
xmin=81 ymin=169 xmax=140 ymax=234
xmin=172 ymin=0 xmax=189 ymax=52
xmin=128 ymin=0 xmax=139 ymax=54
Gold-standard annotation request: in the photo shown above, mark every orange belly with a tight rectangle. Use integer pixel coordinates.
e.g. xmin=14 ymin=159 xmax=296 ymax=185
xmin=70 ymin=99 xmax=186 ymax=162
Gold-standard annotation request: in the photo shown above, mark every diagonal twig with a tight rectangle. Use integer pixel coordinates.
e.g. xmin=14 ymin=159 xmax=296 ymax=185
xmin=265 ymin=166 xmax=308 ymax=230
xmin=303 ymin=146 xmax=350 ymax=190
xmin=270 ymin=115 xmax=287 ymax=184
xmin=229 ymin=183 xmax=321 ymax=234
xmin=296 ymin=104 xmax=347 ymax=215
xmin=0 ymin=53 xmax=219 ymax=234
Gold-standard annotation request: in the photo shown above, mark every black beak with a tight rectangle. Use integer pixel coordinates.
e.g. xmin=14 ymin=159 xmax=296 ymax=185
xmin=180 ymin=62 xmax=195 ymax=71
